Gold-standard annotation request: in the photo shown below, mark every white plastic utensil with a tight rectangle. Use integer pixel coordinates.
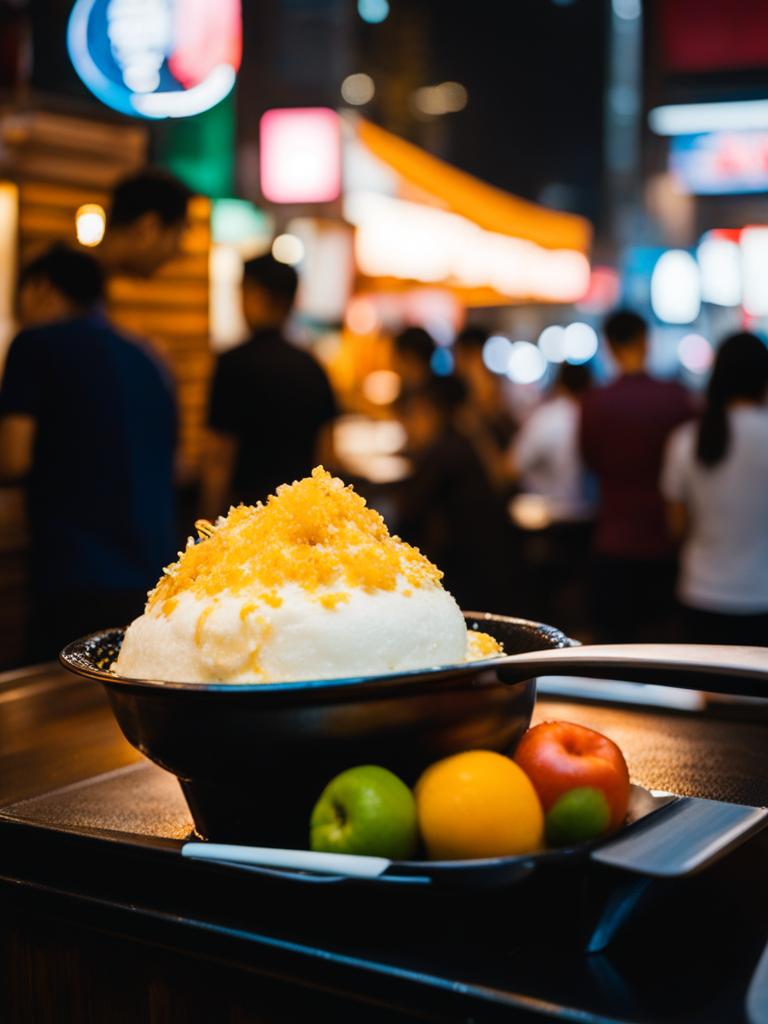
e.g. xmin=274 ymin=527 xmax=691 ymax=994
xmin=181 ymin=842 xmax=394 ymax=879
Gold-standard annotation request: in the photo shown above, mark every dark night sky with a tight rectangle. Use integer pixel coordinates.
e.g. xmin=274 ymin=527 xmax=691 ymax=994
xmin=415 ymin=0 xmax=607 ymax=222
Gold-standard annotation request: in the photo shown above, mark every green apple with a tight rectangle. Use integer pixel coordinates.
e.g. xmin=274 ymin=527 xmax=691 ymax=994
xmin=545 ymin=786 xmax=612 ymax=847
xmin=310 ymin=765 xmax=419 ymax=859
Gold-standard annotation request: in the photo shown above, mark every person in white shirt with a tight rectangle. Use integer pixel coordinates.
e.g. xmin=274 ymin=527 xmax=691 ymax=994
xmin=508 ymin=362 xmax=594 ymax=636
xmin=512 ymin=361 xmax=594 ymax=524
xmin=661 ymin=332 xmax=768 ymax=646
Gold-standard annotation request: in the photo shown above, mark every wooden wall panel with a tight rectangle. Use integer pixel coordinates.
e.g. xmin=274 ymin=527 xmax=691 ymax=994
xmin=108 ymin=193 xmax=212 ymax=472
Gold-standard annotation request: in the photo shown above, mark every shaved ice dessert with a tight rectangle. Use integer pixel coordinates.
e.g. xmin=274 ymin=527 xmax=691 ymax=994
xmin=114 ymin=467 xmax=502 ymax=683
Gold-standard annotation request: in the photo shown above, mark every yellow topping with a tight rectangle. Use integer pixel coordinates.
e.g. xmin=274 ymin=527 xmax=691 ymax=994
xmin=247 ymin=618 xmax=273 ymax=675
xmin=318 ymin=592 xmax=350 ymax=611
xmin=161 ymin=596 xmax=179 ymax=617
xmin=194 ymin=604 xmax=215 ymax=647
xmin=471 ymin=631 xmax=503 ymax=657
xmin=239 ymin=602 xmax=258 ymax=621
xmin=194 ymin=519 xmax=216 ymax=540
xmin=149 ymin=467 xmax=442 ymax=611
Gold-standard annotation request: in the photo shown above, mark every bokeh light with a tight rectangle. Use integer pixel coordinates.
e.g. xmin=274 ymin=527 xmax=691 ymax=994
xmin=260 ymin=107 xmax=341 ymax=205
xmin=678 ymin=333 xmax=714 ymax=374
xmin=363 ymin=370 xmax=401 ymax=405
xmin=341 ymin=73 xmax=375 ymax=106
xmin=75 ymin=203 xmax=106 ymax=247
xmin=509 ymin=494 xmax=553 ymax=531
xmin=482 ymin=334 xmax=513 ymax=374
xmin=612 ymin=0 xmax=641 ymax=19
xmin=563 ymin=322 xmax=598 ymax=364
xmin=430 ymin=347 xmax=454 ymax=376
xmin=272 ymin=233 xmax=305 ymax=266
xmin=507 ymin=341 xmax=547 ymax=384
xmin=412 ymin=82 xmax=468 ymax=116
xmin=651 ymin=249 xmax=701 ymax=324
xmin=211 ymin=198 xmax=269 ymax=246
xmin=357 ymin=0 xmax=389 ymax=23
xmin=740 ymin=227 xmax=768 ymax=317
xmin=697 ymin=237 xmax=741 ymax=307
xmin=346 ymin=296 xmax=378 ymax=335
xmin=538 ymin=325 xmax=567 ymax=363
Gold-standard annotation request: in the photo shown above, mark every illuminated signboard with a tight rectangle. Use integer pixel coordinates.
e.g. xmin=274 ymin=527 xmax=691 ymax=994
xmin=259 ymin=108 xmax=342 ymax=204
xmin=67 ymin=0 xmax=241 ymax=119
xmin=670 ymin=130 xmax=768 ymax=195
xmin=344 ymin=192 xmax=590 ymax=303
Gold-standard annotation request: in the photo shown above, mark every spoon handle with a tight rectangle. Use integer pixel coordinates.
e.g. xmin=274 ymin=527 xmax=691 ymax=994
xmin=498 ymin=644 xmax=768 ymax=697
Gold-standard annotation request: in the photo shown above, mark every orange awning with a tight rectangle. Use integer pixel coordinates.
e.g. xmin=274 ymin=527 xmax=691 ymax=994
xmin=356 ymin=117 xmax=591 ymax=255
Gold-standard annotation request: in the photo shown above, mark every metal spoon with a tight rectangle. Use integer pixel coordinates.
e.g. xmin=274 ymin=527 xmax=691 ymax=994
xmin=493 ymin=643 xmax=768 ymax=697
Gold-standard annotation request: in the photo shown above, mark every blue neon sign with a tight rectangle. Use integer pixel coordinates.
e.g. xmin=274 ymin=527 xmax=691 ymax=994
xmin=67 ymin=0 xmax=242 ymax=120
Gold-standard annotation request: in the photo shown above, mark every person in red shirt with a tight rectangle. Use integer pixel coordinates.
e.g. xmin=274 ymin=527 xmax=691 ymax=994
xmin=580 ymin=310 xmax=693 ymax=641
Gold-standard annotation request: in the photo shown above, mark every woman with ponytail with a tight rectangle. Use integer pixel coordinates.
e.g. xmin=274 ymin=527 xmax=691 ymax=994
xmin=661 ymin=333 xmax=768 ymax=645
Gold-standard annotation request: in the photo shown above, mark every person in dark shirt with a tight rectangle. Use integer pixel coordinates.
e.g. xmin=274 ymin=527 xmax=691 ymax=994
xmin=396 ymin=376 xmax=512 ymax=613
xmin=99 ymin=167 xmax=191 ymax=277
xmin=392 ymin=327 xmax=436 ymax=393
xmin=0 ymin=243 xmax=179 ymax=659
xmin=580 ymin=310 xmax=693 ymax=641
xmin=453 ymin=326 xmax=518 ymax=491
xmin=202 ymin=253 xmax=337 ymax=515
xmin=454 ymin=326 xmax=517 ymax=450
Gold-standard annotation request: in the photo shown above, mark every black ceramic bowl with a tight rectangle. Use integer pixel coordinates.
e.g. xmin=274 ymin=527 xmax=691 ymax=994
xmin=61 ymin=613 xmax=571 ymax=846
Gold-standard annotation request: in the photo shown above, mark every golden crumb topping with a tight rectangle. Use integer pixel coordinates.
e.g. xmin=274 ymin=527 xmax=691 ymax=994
xmin=468 ymin=631 xmax=503 ymax=657
xmin=150 ymin=467 xmax=443 ymax=612
xmin=319 ymin=592 xmax=350 ymax=610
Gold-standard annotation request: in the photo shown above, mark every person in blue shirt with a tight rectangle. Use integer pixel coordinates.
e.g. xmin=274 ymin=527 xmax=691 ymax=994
xmin=0 ymin=170 xmax=189 ymax=660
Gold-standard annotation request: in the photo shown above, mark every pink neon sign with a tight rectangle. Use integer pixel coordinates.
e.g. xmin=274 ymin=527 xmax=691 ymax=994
xmin=260 ymin=108 xmax=342 ymax=205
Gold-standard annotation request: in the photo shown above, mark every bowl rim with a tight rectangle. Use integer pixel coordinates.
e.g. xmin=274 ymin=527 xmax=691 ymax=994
xmin=59 ymin=611 xmax=572 ymax=696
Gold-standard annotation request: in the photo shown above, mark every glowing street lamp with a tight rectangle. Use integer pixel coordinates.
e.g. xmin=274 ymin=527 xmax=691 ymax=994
xmin=75 ymin=204 xmax=106 ymax=247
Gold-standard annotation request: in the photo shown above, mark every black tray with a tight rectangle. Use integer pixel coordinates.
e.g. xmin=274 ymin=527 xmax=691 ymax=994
xmin=1 ymin=759 xmax=764 ymax=955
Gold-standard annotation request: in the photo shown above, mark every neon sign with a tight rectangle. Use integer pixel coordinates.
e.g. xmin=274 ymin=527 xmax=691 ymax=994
xmin=670 ymin=130 xmax=768 ymax=195
xmin=259 ymin=108 xmax=342 ymax=204
xmin=67 ymin=0 xmax=241 ymax=119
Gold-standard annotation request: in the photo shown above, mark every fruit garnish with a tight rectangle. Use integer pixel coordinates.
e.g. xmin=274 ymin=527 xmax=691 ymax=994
xmin=415 ymin=750 xmax=544 ymax=860
xmin=310 ymin=765 xmax=419 ymax=859
xmin=545 ymin=786 xmax=612 ymax=847
xmin=514 ymin=721 xmax=630 ymax=830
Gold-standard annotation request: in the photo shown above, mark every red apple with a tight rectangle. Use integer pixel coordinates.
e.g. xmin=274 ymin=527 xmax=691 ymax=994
xmin=514 ymin=721 xmax=630 ymax=830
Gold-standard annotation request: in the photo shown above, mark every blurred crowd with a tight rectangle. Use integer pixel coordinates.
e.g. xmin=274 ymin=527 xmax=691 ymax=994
xmin=0 ymin=167 xmax=767 ymax=661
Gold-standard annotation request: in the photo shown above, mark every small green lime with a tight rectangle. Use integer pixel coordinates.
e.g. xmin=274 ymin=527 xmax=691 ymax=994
xmin=545 ymin=787 xmax=611 ymax=847
xmin=310 ymin=765 xmax=419 ymax=859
